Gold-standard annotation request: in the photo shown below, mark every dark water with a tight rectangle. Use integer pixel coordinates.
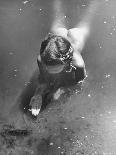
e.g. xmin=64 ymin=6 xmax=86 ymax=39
xmin=0 ymin=0 xmax=116 ymax=154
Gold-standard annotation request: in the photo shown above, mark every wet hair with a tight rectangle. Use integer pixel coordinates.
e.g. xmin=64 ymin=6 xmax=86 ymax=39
xmin=40 ymin=33 xmax=73 ymax=66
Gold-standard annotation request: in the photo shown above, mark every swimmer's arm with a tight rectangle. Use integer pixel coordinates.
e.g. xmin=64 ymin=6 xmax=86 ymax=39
xmin=67 ymin=28 xmax=87 ymax=53
xmin=37 ymin=55 xmax=42 ymax=69
xmin=72 ymin=51 xmax=86 ymax=76
xmin=37 ymin=55 xmax=41 ymax=63
xmin=51 ymin=27 xmax=68 ymax=39
xmin=37 ymin=55 xmax=45 ymax=77
xmin=72 ymin=51 xmax=85 ymax=68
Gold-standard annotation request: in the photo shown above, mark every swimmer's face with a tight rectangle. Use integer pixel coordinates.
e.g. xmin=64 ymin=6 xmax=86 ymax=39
xmin=37 ymin=55 xmax=65 ymax=74
xmin=45 ymin=64 xmax=65 ymax=74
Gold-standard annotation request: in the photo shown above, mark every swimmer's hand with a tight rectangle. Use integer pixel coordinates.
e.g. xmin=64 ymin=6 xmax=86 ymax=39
xmin=72 ymin=52 xmax=85 ymax=68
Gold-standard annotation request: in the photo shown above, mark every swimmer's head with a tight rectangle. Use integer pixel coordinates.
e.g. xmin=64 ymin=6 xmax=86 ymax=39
xmin=40 ymin=33 xmax=73 ymax=66
xmin=38 ymin=33 xmax=73 ymax=74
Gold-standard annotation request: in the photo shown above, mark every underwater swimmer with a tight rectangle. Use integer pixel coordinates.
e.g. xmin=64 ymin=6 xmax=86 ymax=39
xmin=29 ymin=29 xmax=86 ymax=115
xmin=18 ymin=0 xmax=98 ymax=117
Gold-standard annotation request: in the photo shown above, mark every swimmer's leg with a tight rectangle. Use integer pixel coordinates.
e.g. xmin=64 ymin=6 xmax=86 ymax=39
xmin=29 ymin=83 xmax=47 ymax=115
xmin=29 ymin=83 xmax=64 ymax=114
xmin=40 ymin=88 xmax=64 ymax=112
xmin=51 ymin=0 xmax=68 ymax=38
xmin=40 ymin=89 xmax=53 ymax=112
xmin=53 ymin=88 xmax=64 ymax=100
xmin=40 ymin=84 xmax=63 ymax=112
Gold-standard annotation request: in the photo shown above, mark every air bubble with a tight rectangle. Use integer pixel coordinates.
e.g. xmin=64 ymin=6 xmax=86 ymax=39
xmin=105 ymin=74 xmax=111 ymax=78
xmin=88 ymin=94 xmax=91 ymax=97
xmin=49 ymin=142 xmax=54 ymax=146
xmin=9 ymin=52 xmax=14 ymax=55
xmin=23 ymin=0 xmax=29 ymax=4
xmin=103 ymin=21 xmax=107 ymax=24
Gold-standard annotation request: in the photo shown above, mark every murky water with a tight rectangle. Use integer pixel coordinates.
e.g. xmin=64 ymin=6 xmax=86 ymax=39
xmin=0 ymin=0 xmax=116 ymax=154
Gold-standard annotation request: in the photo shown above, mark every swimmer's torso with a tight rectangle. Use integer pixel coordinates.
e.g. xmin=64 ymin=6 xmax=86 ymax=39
xmin=38 ymin=61 xmax=85 ymax=88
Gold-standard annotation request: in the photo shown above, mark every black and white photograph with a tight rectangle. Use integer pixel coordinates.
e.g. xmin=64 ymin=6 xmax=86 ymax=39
xmin=0 ymin=0 xmax=116 ymax=154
